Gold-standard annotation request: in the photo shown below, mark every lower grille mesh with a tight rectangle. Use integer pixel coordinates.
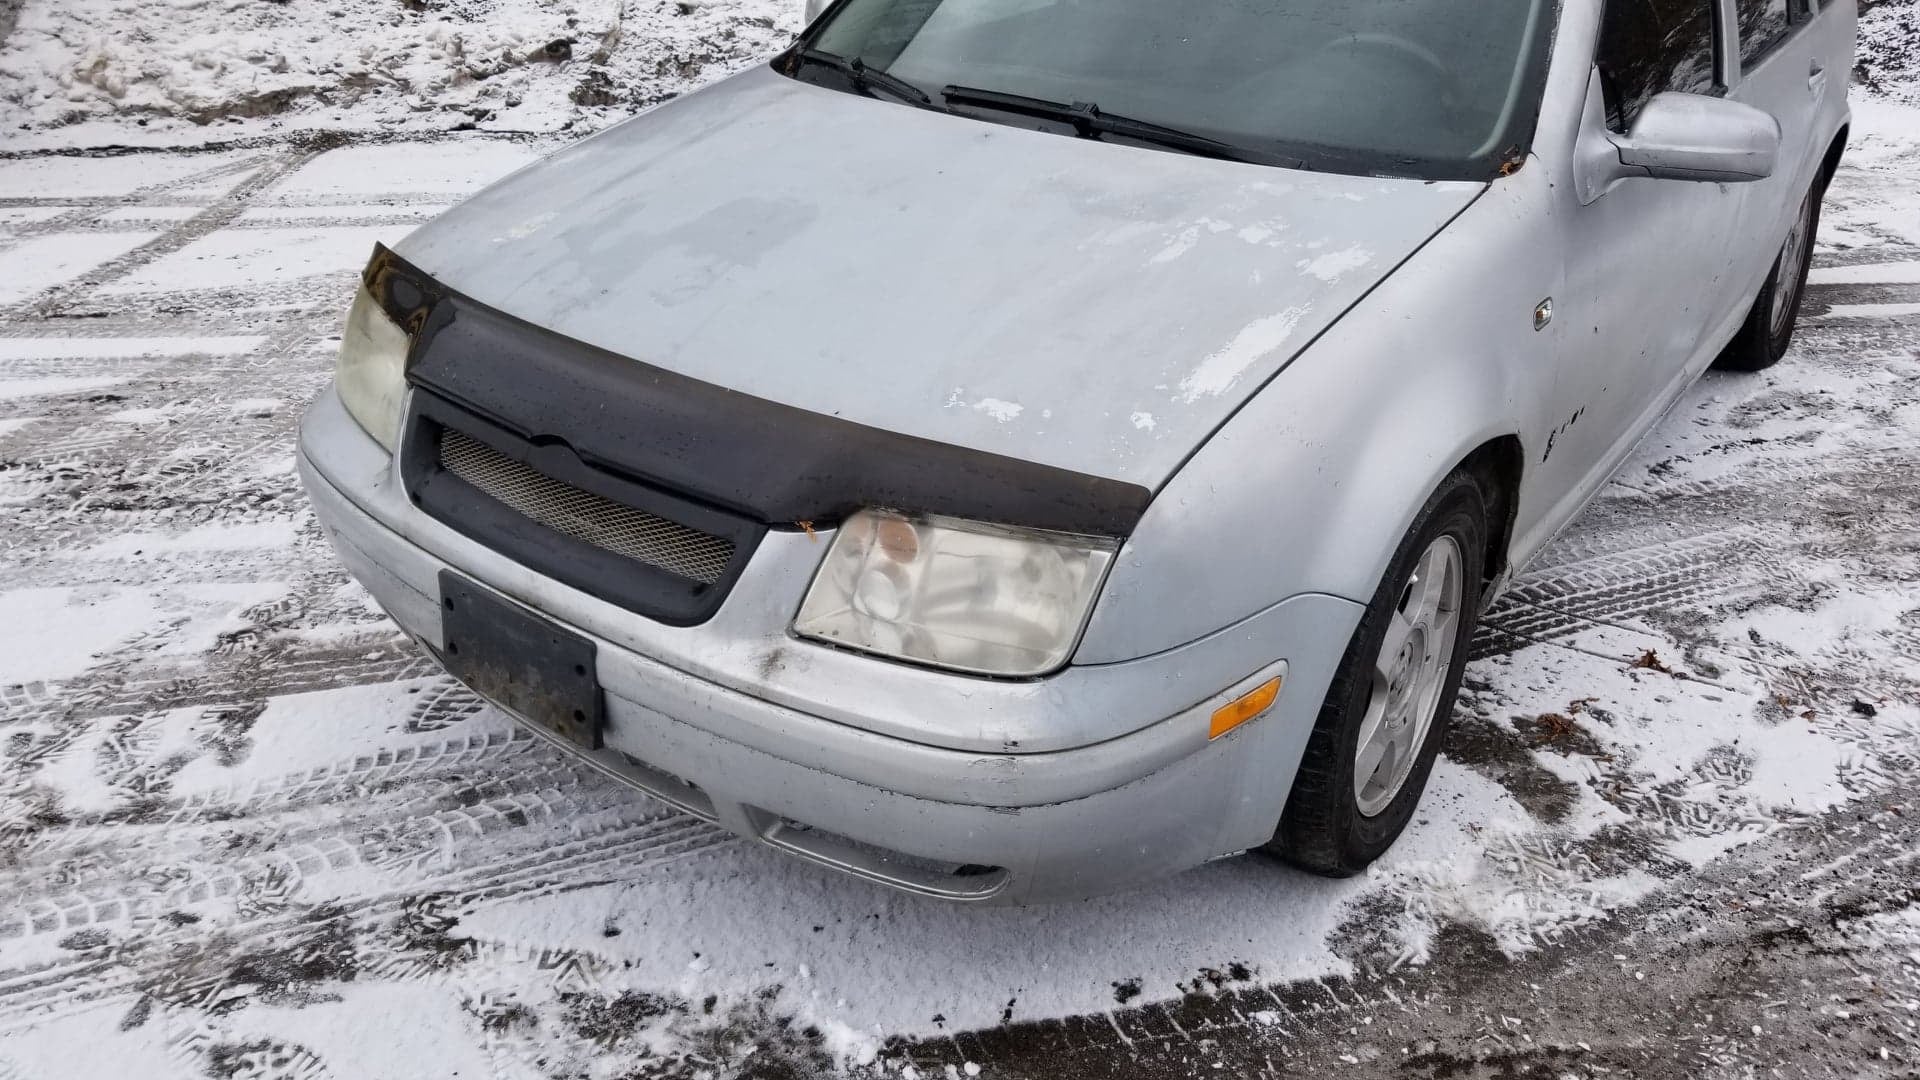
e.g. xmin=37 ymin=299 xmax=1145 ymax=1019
xmin=438 ymin=429 xmax=734 ymax=585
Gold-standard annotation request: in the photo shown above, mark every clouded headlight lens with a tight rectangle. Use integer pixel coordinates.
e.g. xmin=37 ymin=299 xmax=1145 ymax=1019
xmin=335 ymin=284 xmax=410 ymax=451
xmin=794 ymin=510 xmax=1118 ymax=677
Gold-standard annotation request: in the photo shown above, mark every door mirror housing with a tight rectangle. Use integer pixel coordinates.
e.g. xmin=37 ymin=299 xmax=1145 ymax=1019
xmin=1612 ymin=92 xmax=1781 ymax=184
xmin=1575 ymin=77 xmax=1784 ymax=205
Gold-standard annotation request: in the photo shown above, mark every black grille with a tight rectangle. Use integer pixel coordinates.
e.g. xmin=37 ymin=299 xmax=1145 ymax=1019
xmin=438 ymin=430 xmax=734 ymax=585
xmin=402 ymin=391 xmax=765 ymax=627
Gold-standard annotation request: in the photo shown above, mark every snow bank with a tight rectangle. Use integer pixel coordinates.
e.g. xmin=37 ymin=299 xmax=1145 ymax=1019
xmin=1858 ymin=0 xmax=1920 ymax=105
xmin=0 ymin=0 xmax=798 ymax=137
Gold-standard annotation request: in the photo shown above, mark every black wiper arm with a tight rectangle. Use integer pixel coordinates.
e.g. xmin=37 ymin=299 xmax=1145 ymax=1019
xmin=941 ymin=85 xmax=1294 ymax=167
xmin=941 ymin=85 xmax=1102 ymax=128
xmin=789 ymin=48 xmax=933 ymax=107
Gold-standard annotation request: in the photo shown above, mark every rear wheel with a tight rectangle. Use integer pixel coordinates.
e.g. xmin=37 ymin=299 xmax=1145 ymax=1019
xmin=1266 ymin=470 xmax=1489 ymax=877
xmin=1714 ymin=181 xmax=1822 ymax=373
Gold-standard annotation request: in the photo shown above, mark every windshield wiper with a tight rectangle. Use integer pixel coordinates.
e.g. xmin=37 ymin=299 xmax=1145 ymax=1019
xmin=941 ymin=85 xmax=1295 ymax=167
xmin=788 ymin=48 xmax=933 ymax=108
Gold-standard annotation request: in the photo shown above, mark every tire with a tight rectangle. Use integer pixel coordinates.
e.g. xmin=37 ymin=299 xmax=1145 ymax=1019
xmin=1266 ymin=469 xmax=1489 ymax=877
xmin=1713 ymin=179 xmax=1823 ymax=373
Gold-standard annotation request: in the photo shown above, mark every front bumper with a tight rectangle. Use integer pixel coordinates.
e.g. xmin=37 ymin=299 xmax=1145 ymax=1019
xmin=297 ymin=386 xmax=1362 ymax=903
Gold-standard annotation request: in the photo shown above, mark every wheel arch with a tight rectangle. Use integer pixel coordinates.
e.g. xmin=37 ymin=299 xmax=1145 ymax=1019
xmin=1457 ymin=435 xmax=1525 ymax=590
xmin=1818 ymin=123 xmax=1849 ymax=188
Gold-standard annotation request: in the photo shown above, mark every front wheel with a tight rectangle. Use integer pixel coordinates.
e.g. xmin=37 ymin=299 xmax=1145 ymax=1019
xmin=1714 ymin=181 xmax=1822 ymax=373
xmin=1265 ymin=470 xmax=1488 ymax=877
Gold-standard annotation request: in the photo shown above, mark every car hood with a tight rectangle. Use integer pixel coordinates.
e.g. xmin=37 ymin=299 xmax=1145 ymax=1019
xmin=397 ymin=65 xmax=1482 ymax=488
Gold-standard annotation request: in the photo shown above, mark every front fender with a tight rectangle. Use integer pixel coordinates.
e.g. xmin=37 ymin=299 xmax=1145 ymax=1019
xmin=1076 ymin=166 xmax=1566 ymax=664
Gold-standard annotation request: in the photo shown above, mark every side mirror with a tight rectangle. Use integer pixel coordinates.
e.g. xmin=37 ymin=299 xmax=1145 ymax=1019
xmin=1612 ymin=92 xmax=1781 ymax=184
xmin=804 ymin=0 xmax=832 ymax=23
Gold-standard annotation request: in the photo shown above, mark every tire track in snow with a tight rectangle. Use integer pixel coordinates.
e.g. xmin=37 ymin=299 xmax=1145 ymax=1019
xmin=892 ymin=798 xmax=1920 ymax=1079
xmin=3 ymin=782 xmax=671 ymax=946
xmin=0 ymin=637 xmax=435 ymax=729
xmin=1479 ymin=526 xmax=1762 ymax=657
xmin=0 ymin=144 xmax=325 ymax=317
xmin=0 ymin=808 xmax=730 ymax=1023
xmin=0 ymin=153 xmax=274 ymax=234
xmin=4 ymin=747 xmax=612 ymax=901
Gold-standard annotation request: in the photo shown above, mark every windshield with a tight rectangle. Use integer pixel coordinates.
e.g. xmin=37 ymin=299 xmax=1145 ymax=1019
xmin=796 ymin=0 xmax=1554 ymax=179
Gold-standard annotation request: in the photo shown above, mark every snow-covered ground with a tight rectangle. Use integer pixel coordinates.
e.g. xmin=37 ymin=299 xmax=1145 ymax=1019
xmin=1860 ymin=1 xmax=1920 ymax=103
xmin=2 ymin=5 xmax=1919 ymax=1079
xmin=0 ymin=0 xmax=796 ymax=146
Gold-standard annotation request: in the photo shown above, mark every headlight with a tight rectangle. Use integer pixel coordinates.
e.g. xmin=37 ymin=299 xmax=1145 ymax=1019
xmin=335 ymin=283 xmax=410 ymax=451
xmin=794 ymin=509 xmax=1118 ymax=677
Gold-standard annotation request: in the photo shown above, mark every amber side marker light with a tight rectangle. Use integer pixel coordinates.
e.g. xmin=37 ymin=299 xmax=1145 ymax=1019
xmin=1210 ymin=677 xmax=1283 ymax=740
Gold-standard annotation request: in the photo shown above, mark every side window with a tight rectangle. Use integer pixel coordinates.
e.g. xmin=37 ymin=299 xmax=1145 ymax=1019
xmin=1736 ymin=0 xmax=1793 ymax=69
xmin=1595 ymin=0 xmax=1719 ymax=133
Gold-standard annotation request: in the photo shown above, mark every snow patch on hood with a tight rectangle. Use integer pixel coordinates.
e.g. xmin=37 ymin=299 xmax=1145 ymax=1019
xmin=1176 ymin=306 xmax=1310 ymax=403
xmin=972 ymin=398 xmax=1024 ymax=424
xmin=1148 ymin=217 xmax=1233 ymax=264
xmin=1298 ymin=244 xmax=1375 ymax=283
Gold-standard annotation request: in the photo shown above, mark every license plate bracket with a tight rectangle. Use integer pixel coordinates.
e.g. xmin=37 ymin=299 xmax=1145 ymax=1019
xmin=437 ymin=571 xmax=603 ymax=749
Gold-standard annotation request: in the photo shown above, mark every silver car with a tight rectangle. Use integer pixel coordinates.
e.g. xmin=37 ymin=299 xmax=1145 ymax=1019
xmin=297 ymin=0 xmax=1854 ymax=903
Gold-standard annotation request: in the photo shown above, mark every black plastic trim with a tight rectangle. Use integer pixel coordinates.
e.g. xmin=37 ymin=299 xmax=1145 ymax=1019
xmin=380 ymin=245 xmax=1149 ymax=537
xmin=402 ymin=392 xmax=766 ymax=627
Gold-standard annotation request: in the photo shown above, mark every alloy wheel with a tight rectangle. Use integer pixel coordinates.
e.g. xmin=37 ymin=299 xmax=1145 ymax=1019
xmin=1353 ymin=535 xmax=1464 ymax=818
xmin=1769 ymin=189 xmax=1816 ymax=338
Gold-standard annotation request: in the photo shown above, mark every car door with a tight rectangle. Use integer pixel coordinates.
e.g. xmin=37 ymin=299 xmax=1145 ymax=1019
xmin=1718 ymin=0 xmax=1827 ymax=313
xmin=1530 ymin=0 xmax=1746 ymax=535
